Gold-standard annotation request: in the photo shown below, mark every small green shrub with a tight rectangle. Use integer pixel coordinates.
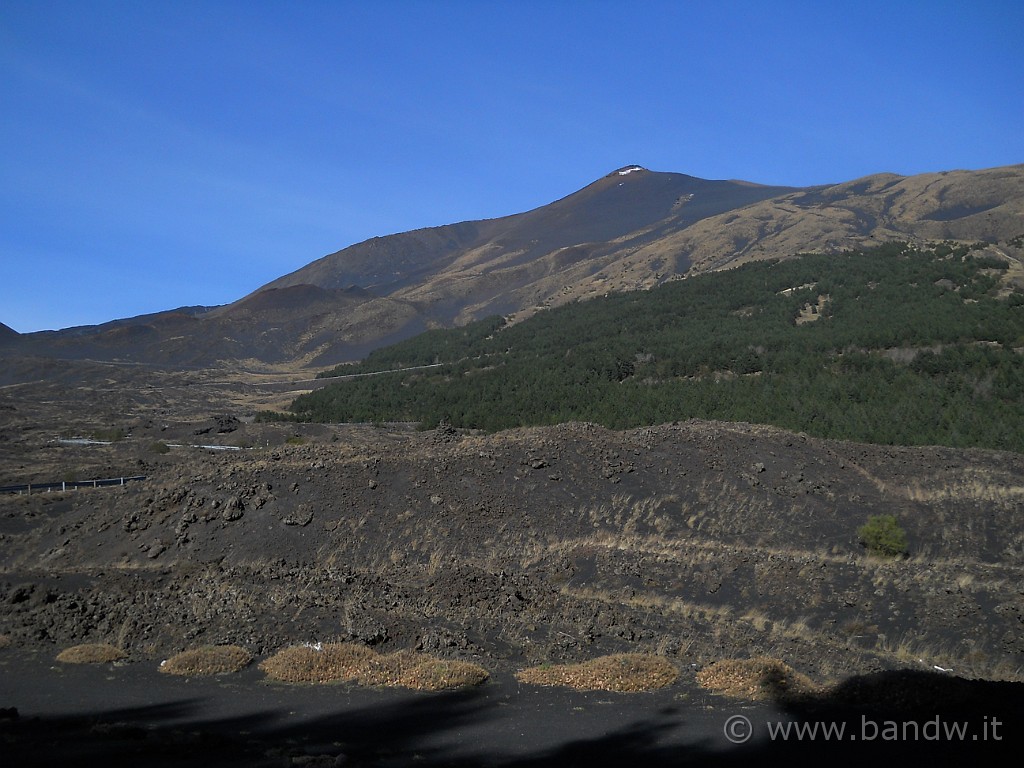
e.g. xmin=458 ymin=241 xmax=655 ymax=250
xmin=858 ymin=514 xmax=909 ymax=557
xmin=149 ymin=441 xmax=171 ymax=454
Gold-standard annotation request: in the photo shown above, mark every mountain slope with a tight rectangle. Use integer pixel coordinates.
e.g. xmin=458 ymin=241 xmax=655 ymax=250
xmin=648 ymin=165 xmax=1024 ymax=276
xmin=243 ymin=166 xmax=798 ymax=334
xmin=287 ymin=242 xmax=1024 ymax=453
xmin=257 ymin=167 xmax=796 ymax=295
xmin=2 ymin=164 xmax=1022 ymax=369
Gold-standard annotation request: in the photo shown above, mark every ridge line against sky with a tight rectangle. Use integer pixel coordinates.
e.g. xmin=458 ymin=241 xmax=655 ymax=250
xmin=2 ymin=0 xmax=1022 ymax=333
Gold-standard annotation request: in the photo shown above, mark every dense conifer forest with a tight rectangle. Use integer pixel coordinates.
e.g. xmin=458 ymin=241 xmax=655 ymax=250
xmin=267 ymin=243 xmax=1024 ymax=452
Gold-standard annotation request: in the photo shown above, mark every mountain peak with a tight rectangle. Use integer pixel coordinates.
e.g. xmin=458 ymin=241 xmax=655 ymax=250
xmin=612 ymin=165 xmax=646 ymax=176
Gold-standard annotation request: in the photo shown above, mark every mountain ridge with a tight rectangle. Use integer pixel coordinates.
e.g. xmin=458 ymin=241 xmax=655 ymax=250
xmin=2 ymin=163 xmax=1022 ymax=369
xmin=254 ymin=166 xmax=798 ymax=296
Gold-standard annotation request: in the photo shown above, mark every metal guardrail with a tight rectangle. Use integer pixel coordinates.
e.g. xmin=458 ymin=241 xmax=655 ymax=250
xmin=0 ymin=475 xmax=147 ymax=495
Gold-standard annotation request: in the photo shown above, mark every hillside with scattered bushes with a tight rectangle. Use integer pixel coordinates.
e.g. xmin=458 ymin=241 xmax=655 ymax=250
xmin=281 ymin=243 xmax=1024 ymax=452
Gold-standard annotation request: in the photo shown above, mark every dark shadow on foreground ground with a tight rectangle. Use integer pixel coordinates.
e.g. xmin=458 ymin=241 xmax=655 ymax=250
xmin=2 ymin=669 xmax=1021 ymax=768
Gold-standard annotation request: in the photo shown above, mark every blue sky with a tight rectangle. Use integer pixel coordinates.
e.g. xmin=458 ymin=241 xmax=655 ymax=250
xmin=2 ymin=1 xmax=1022 ymax=333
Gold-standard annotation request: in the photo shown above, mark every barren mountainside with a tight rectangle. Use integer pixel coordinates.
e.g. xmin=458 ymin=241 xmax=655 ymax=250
xmin=3 ymin=412 xmax=1023 ymax=683
xmin=2 ymin=164 xmax=1023 ymax=369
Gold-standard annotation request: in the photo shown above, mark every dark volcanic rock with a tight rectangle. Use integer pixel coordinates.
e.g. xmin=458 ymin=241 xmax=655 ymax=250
xmin=1 ymin=418 xmax=1021 ymax=686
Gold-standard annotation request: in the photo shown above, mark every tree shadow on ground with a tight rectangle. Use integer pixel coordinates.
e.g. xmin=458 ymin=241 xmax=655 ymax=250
xmin=2 ymin=670 xmax=1021 ymax=767
xmin=743 ymin=667 xmax=1022 ymax=767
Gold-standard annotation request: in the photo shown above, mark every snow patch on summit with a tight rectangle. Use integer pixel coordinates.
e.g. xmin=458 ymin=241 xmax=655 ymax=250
xmin=617 ymin=166 xmax=645 ymax=176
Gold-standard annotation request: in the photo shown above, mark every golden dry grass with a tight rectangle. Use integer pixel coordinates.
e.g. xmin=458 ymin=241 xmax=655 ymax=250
xmin=56 ymin=643 xmax=127 ymax=664
xmin=696 ymin=657 xmax=821 ymax=701
xmin=516 ymin=654 xmax=679 ymax=692
xmin=159 ymin=645 xmax=253 ymax=676
xmin=396 ymin=657 xmax=490 ymax=691
xmin=259 ymin=642 xmax=377 ymax=684
xmin=353 ymin=649 xmax=423 ymax=686
xmin=260 ymin=643 xmax=489 ymax=690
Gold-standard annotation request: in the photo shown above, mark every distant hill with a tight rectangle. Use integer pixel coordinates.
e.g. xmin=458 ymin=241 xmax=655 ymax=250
xmin=2 ymin=164 xmax=1023 ymax=369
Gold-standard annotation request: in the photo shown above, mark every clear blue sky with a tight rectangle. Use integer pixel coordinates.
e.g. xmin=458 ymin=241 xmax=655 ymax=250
xmin=2 ymin=1 xmax=1022 ymax=332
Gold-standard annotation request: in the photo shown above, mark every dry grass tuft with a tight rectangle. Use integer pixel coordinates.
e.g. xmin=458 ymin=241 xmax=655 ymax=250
xmin=260 ymin=643 xmax=489 ymax=690
xmin=516 ymin=654 xmax=679 ymax=692
xmin=0 ymin=634 xmax=12 ymax=650
xmin=56 ymin=643 xmax=127 ymax=664
xmin=396 ymin=657 xmax=490 ymax=691
xmin=159 ymin=645 xmax=253 ymax=676
xmin=354 ymin=649 xmax=423 ymax=687
xmin=259 ymin=643 xmax=377 ymax=684
xmin=696 ymin=656 xmax=821 ymax=701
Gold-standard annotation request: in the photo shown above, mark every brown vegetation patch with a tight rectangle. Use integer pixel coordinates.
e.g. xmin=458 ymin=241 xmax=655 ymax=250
xmin=696 ymin=656 xmax=821 ymax=701
xmin=260 ymin=643 xmax=488 ymax=690
xmin=159 ymin=645 xmax=253 ymax=676
xmin=259 ymin=642 xmax=377 ymax=684
xmin=0 ymin=634 xmax=11 ymax=650
xmin=354 ymin=649 xmax=423 ymax=687
xmin=795 ymin=294 xmax=829 ymax=324
xmin=55 ymin=643 xmax=126 ymax=664
xmin=396 ymin=657 xmax=490 ymax=691
xmin=516 ymin=654 xmax=679 ymax=692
